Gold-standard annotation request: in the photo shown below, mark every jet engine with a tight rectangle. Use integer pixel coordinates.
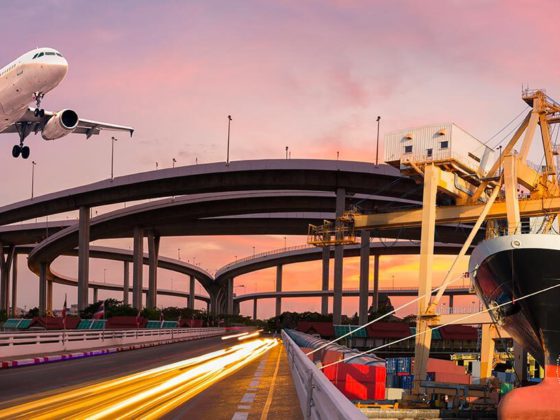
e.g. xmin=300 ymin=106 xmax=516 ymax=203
xmin=41 ymin=109 xmax=79 ymax=140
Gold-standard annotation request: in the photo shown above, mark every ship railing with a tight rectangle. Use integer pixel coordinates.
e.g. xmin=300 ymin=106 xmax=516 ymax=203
xmin=485 ymin=217 xmax=557 ymax=238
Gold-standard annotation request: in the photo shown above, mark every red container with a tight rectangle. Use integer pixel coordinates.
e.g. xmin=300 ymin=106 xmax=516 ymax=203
xmin=427 ymin=358 xmax=466 ymax=375
xmin=300 ymin=347 xmax=316 ymax=363
xmin=431 ymin=371 xmax=470 ymax=385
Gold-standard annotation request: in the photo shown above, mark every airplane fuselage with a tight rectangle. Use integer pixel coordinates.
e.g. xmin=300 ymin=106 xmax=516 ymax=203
xmin=0 ymin=48 xmax=68 ymax=132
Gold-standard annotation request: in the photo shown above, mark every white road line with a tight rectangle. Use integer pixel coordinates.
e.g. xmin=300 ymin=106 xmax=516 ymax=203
xmin=232 ymin=412 xmax=249 ymax=420
xmin=249 ymin=379 xmax=260 ymax=388
xmin=241 ymin=392 xmax=256 ymax=403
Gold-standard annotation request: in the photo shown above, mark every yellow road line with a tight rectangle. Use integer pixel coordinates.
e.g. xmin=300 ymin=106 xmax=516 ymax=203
xmin=260 ymin=341 xmax=282 ymax=420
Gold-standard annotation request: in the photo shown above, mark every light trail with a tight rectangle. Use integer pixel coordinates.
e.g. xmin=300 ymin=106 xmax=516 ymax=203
xmin=0 ymin=338 xmax=278 ymax=419
xmin=238 ymin=330 xmax=262 ymax=341
xmin=221 ymin=331 xmax=249 ymax=340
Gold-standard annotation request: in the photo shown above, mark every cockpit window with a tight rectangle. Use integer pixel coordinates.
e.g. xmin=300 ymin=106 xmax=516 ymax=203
xmin=38 ymin=52 xmax=44 ymax=58
xmin=32 ymin=53 xmax=38 ymax=59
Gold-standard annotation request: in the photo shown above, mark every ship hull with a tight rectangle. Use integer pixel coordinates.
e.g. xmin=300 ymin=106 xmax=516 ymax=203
xmin=470 ymin=234 xmax=560 ymax=419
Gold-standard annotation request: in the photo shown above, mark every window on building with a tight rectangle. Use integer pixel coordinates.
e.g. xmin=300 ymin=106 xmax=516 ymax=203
xmin=404 ymin=145 xmax=413 ymax=154
xmin=427 ymin=148 xmax=433 ymax=157
xmin=440 ymin=141 xmax=449 ymax=149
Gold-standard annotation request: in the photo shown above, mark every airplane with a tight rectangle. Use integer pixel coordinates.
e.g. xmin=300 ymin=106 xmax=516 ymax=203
xmin=0 ymin=47 xmax=133 ymax=159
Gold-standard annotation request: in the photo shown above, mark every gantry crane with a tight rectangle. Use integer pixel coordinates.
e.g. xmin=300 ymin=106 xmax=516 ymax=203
xmin=308 ymin=89 xmax=560 ymax=396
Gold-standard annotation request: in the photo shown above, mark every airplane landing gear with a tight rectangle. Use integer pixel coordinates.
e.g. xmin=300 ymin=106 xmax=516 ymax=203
xmin=12 ymin=145 xmax=30 ymax=159
xmin=12 ymin=122 xmax=33 ymax=159
xmin=33 ymin=92 xmax=45 ymax=118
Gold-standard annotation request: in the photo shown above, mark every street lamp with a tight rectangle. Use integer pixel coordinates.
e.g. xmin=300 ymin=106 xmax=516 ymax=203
xmin=285 ymin=146 xmax=289 ymax=160
xmin=111 ymin=136 xmax=117 ymax=180
xmin=31 ymin=160 xmax=37 ymax=199
xmin=375 ymin=116 xmax=381 ymax=166
xmin=392 ymin=274 xmax=395 ymax=289
xmin=252 ymin=246 xmax=255 ymax=256
xmin=155 ymin=161 xmax=159 ymax=170
xmin=226 ymin=115 xmax=232 ymax=165
xmin=284 ymin=236 xmax=287 ymax=249
xmin=172 ymin=158 xmax=177 ymax=168
xmin=177 ymin=248 xmax=181 ymax=260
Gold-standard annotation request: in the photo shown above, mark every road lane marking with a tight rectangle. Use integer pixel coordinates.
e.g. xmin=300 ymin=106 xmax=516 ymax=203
xmin=241 ymin=392 xmax=256 ymax=403
xmin=232 ymin=412 xmax=249 ymax=420
xmin=259 ymin=345 xmax=282 ymax=420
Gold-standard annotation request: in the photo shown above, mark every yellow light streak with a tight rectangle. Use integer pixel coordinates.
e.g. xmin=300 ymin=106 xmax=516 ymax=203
xmin=0 ymin=338 xmax=278 ymax=420
xmin=221 ymin=331 xmax=249 ymax=340
xmin=237 ymin=330 xmax=262 ymax=341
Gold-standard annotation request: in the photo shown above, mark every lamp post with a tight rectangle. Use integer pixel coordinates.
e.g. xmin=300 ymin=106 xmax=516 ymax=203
xmin=284 ymin=236 xmax=287 ymax=249
xmin=285 ymin=146 xmax=288 ymax=160
xmin=252 ymin=246 xmax=255 ymax=257
xmin=177 ymin=248 xmax=181 ymax=260
xmin=155 ymin=161 xmax=159 ymax=170
xmin=375 ymin=116 xmax=381 ymax=166
xmin=31 ymin=160 xmax=37 ymax=198
xmin=172 ymin=158 xmax=176 ymax=168
xmin=226 ymin=115 xmax=232 ymax=165
xmin=111 ymin=136 xmax=117 ymax=180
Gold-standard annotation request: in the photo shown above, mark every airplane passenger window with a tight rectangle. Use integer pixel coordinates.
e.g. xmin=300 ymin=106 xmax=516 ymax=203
xmin=55 ymin=53 xmax=63 ymax=57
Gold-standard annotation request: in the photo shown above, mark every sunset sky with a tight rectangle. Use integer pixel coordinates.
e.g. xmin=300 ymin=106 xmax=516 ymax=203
xmin=2 ymin=1 xmax=559 ymax=318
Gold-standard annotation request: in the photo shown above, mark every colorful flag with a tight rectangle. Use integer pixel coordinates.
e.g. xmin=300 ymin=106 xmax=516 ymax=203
xmin=136 ymin=310 xmax=141 ymax=328
xmin=93 ymin=300 xmax=105 ymax=319
xmin=62 ymin=293 xmax=68 ymax=329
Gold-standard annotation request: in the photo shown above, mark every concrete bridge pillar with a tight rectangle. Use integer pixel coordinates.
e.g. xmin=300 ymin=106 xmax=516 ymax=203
xmin=39 ymin=262 xmax=47 ymax=315
xmin=359 ymin=230 xmax=370 ymax=325
xmin=93 ymin=287 xmax=98 ymax=304
xmin=226 ymin=278 xmax=234 ymax=315
xmin=275 ymin=265 xmax=283 ymax=317
xmin=372 ymin=254 xmax=380 ymax=312
xmin=449 ymin=294 xmax=454 ymax=309
xmin=77 ymin=206 xmax=90 ymax=311
xmin=147 ymin=233 xmax=160 ymax=309
xmin=10 ymin=253 xmax=17 ymax=317
xmin=333 ymin=187 xmax=346 ymax=324
xmin=321 ymin=246 xmax=330 ymax=315
xmin=253 ymin=298 xmax=258 ymax=321
xmin=0 ymin=245 xmax=15 ymax=313
xmin=132 ymin=226 xmax=144 ymax=310
xmin=47 ymin=280 xmax=53 ymax=314
xmin=188 ymin=275 xmax=195 ymax=309
xmin=123 ymin=261 xmax=130 ymax=305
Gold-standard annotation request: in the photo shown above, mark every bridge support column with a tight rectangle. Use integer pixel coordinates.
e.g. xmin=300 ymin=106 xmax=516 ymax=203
xmin=78 ymin=206 xmax=90 ymax=311
xmin=11 ymin=253 xmax=17 ymax=317
xmin=333 ymin=187 xmax=346 ymax=324
xmin=321 ymin=246 xmax=329 ymax=315
xmin=449 ymin=294 xmax=454 ymax=310
xmin=373 ymin=255 xmax=379 ymax=312
xmin=480 ymin=324 xmax=497 ymax=383
xmin=93 ymin=287 xmax=98 ymax=304
xmin=123 ymin=261 xmax=130 ymax=305
xmin=188 ymin=275 xmax=195 ymax=309
xmin=0 ymin=245 xmax=15 ymax=314
xmin=47 ymin=281 xmax=53 ymax=314
xmin=412 ymin=165 xmax=439 ymax=396
xmin=147 ymin=233 xmax=160 ymax=309
xmin=253 ymin=299 xmax=258 ymax=321
xmin=359 ymin=230 xmax=370 ymax=325
xmin=227 ymin=278 xmax=234 ymax=315
xmin=275 ymin=265 xmax=282 ymax=317
xmin=132 ymin=226 xmax=144 ymax=310
xmin=39 ymin=262 xmax=47 ymax=315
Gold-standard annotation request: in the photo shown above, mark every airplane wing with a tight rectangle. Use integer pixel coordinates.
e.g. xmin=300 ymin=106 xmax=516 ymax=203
xmin=3 ymin=108 xmax=134 ymax=138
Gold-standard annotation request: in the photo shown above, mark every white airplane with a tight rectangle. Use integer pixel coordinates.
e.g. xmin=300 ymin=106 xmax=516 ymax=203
xmin=0 ymin=47 xmax=133 ymax=159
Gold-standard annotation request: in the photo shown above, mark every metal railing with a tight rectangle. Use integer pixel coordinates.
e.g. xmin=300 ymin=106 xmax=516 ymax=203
xmin=0 ymin=327 xmax=225 ymax=359
xmin=282 ymin=330 xmax=366 ymax=420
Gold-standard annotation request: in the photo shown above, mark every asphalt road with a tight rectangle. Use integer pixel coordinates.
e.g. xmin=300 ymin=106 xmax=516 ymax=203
xmin=0 ymin=336 xmax=227 ymax=405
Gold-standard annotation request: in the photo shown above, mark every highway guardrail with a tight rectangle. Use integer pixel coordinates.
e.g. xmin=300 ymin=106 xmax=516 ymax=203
xmin=282 ymin=329 xmax=366 ymax=420
xmin=0 ymin=327 xmax=225 ymax=359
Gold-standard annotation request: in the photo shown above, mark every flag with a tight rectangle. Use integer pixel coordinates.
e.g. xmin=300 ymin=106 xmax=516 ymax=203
xmin=136 ymin=310 xmax=141 ymax=328
xmin=93 ymin=300 xmax=105 ymax=319
xmin=62 ymin=294 xmax=68 ymax=329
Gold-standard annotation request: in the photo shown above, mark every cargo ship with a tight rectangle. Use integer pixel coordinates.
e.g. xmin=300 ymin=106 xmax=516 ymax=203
xmin=469 ymin=233 xmax=560 ymax=418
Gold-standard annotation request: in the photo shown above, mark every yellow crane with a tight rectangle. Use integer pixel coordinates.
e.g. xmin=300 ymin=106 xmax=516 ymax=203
xmin=308 ymin=89 xmax=560 ymax=397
